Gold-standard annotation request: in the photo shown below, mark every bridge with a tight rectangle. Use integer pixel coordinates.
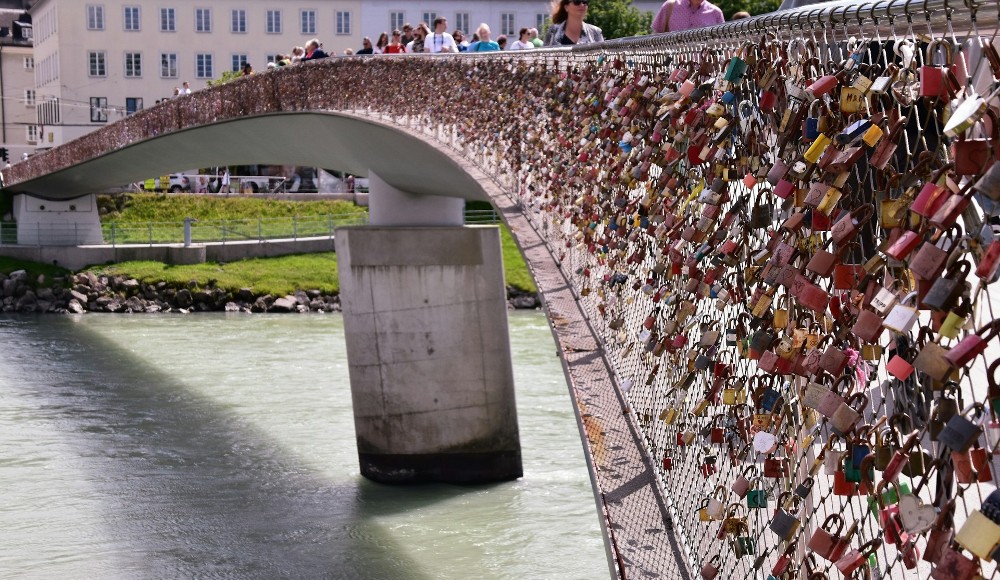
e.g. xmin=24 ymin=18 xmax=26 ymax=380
xmin=6 ymin=0 xmax=1000 ymax=577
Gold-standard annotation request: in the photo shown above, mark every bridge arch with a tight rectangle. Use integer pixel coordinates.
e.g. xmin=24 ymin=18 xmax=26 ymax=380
xmin=3 ymin=110 xmax=491 ymax=203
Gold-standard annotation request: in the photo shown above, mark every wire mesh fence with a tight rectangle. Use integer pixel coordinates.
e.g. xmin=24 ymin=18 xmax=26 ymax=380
xmin=8 ymin=4 xmax=1000 ymax=576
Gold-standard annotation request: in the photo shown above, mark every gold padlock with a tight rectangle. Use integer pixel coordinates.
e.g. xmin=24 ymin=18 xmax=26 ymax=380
xmin=804 ymin=133 xmax=832 ymax=163
xmin=955 ymin=510 xmax=1000 ymax=559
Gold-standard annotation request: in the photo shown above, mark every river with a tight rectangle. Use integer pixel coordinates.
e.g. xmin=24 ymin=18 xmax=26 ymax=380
xmin=0 ymin=312 xmax=607 ymax=579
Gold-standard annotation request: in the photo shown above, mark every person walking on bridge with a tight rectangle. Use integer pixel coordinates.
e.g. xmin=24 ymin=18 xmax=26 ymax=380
xmin=544 ymin=0 xmax=604 ymax=46
xmin=651 ymin=0 xmax=724 ymax=33
xmin=425 ymin=17 xmax=458 ymax=53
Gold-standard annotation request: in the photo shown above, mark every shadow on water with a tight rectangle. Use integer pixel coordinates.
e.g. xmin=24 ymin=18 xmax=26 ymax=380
xmin=2 ymin=315 xmax=498 ymax=579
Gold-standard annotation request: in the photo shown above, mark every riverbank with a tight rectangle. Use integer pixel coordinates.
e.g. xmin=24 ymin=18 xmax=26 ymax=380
xmin=0 ymin=265 xmax=540 ymax=314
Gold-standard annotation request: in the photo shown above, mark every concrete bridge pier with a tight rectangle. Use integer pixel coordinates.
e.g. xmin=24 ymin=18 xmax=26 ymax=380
xmin=335 ymin=173 xmax=522 ymax=484
xmin=12 ymin=194 xmax=104 ymax=247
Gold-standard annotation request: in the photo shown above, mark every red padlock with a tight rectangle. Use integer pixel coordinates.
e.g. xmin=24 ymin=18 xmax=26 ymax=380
xmin=976 ymin=239 xmax=1000 ymax=280
xmin=883 ymin=430 xmax=920 ymax=482
xmin=946 ymin=320 xmax=1000 ymax=368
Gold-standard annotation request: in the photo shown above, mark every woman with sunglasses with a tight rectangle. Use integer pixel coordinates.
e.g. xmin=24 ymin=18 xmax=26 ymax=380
xmin=383 ymin=30 xmax=405 ymax=54
xmin=544 ymin=0 xmax=604 ymax=46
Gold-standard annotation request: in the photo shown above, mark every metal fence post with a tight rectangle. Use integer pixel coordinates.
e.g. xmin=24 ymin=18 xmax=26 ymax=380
xmin=293 ymin=216 xmax=297 ymax=240
xmin=111 ymin=223 xmax=117 ymax=247
xmin=258 ymin=217 xmax=262 ymax=241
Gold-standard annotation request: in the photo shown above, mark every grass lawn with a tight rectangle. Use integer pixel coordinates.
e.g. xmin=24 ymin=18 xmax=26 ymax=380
xmin=0 ymin=195 xmax=537 ymax=296
xmin=101 ymin=193 xmax=365 ymax=223
xmin=89 ymin=253 xmax=340 ymax=297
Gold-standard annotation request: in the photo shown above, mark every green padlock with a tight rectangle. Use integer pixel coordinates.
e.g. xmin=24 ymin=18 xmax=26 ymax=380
xmin=867 ymin=482 xmax=911 ymax=514
xmin=747 ymin=478 xmax=768 ymax=508
xmin=724 ymin=56 xmax=748 ymax=83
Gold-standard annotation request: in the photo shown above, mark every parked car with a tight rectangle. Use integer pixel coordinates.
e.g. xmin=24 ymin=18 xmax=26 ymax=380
xmin=169 ymin=174 xmax=190 ymax=192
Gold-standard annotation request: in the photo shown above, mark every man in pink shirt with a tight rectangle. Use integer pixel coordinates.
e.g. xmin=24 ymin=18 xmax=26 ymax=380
xmin=651 ymin=0 xmax=724 ymax=33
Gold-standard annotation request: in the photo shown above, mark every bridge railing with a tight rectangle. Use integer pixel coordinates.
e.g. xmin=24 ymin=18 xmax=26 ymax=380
xmin=7 ymin=1 xmax=1000 ymax=576
xmin=0 ymin=209 xmax=505 ymax=247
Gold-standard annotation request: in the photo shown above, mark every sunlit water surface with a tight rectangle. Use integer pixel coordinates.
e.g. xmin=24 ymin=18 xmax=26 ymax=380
xmin=0 ymin=312 xmax=606 ymax=579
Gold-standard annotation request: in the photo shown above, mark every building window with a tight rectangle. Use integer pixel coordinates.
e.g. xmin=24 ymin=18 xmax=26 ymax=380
xmin=231 ymin=54 xmax=248 ymax=72
xmin=455 ymin=13 xmax=469 ymax=35
xmin=422 ymin=12 xmax=436 ymax=27
xmin=37 ymin=97 xmax=61 ymax=125
xmin=231 ymin=9 xmax=246 ymax=33
xmin=266 ymin=10 xmax=281 ymax=34
xmin=86 ymin=5 xmax=104 ymax=30
xmin=336 ymin=11 xmax=351 ymax=35
xmin=536 ymin=13 xmax=547 ymax=31
xmin=500 ymin=13 xmax=515 ymax=36
xmin=123 ymin=6 xmax=140 ymax=31
xmin=160 ymin=53 xmax=178 ymax=78
xmin=23 ymin=56 xmax=33 ymax=69
xmin=124 ymin=52 xmax=141 ymax=77
xmin=90 ymin=97 xmax=108 ymax=123
xmin=266 ymin=53 xmax=278 ymax=65
xmin=301 ymin=10 xmax=316 ymax=34
xmin=195 ymin=8 xmax=211 ymax=32
xmin=389 ymin=11 xmax=404 ymax=32
xmin=160 ymin=8 xmax=175 ymax=31
xmin=126 ymin=97 xmax=143 ymax=115
xmin=88 ymin=51 xmax=106 ymax=77
xmin=26 ymin=124 xmax=39 ymax=142
xmin=23 ymin=89 xmax=35 ymax=106
xmin=195 ymin=53 xmax=213 ymax=78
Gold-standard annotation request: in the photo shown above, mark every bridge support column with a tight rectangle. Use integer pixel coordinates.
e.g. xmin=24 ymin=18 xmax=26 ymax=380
xmin=335 ymin=225 xmax=522 ymax=484
xmin=13 ymin=194 xmax=103 ymax=246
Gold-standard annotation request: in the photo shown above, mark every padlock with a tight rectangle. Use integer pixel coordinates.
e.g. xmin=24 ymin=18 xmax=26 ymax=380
xmin=794 ymin=476 xmax=814 ymax=500
xmin=939 ymin=403 xmax=985 ymax=453
xmin=808 ymin=514 xmax=850 ymax=562
xmin=913 ymin=340 xmax=953 ymax=382
xmin=731 ymin=465 xmax=755 ymax=498
xmin=732 ymin=524 xmax=755 ymax=557
xmin=700 ymin=554 xmax=721 ymax=579
xmin=817 ymin=375 xmax=850 ymax=418
xmin=955 ymin=510 xmax=1000 ymax=560
xmin=946 ymin=319 xmax=1000 ymax=368
xmin=882 ymin=291 xmax=919 ymax=333
xmin=769 ymin=496 xmax=801 ymax=541
xmin=763 ymin=456 xmax=789 ymax=478
xmin=747 ymin=477 xmax=768 ymax=508
xmin=919 ymin=39 xmax=958 ymax=101
xmin=878 ymin=480 xmax=910 ymax=545
xmin=771 ymin=539 xmax=798 ymax=576
xmin=834 ymin=539 xmax=882 ymax=576
xmin=830 ymin=393 xmax=868 ymax=435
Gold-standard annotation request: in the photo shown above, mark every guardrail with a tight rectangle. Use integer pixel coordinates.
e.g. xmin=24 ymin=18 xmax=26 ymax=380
xmin=0 ymin=209 xmax=502 ymax=247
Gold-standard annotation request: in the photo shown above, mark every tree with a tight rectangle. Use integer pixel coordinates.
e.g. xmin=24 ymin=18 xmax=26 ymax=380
xmin=587 ymin=0 xmax=654 ymax=40
xmin=714 ymin=0 xmax=781 ymax=19
xmin=207 ymin=69 xmax=242 ymax=88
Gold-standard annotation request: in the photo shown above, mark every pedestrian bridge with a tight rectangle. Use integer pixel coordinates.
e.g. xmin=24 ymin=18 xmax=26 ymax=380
xmin=6 ymin=0 xmax=1000 ymax=578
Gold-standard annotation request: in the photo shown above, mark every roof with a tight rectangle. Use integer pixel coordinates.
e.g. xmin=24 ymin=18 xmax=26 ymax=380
xmin=0 ymin=9 xmax=31 ymax=46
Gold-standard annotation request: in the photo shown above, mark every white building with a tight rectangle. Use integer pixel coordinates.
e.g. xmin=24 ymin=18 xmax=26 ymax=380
xmin=0 ymin=4 xmax=37 ymax=161
xmin=358 ymin=1 xmax=661 ymax=45
xmin=29 ymin=0 xmax=362 ymax=148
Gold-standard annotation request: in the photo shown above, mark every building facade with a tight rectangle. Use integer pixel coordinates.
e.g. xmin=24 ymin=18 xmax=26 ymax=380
xmin=0 ymin=7 xmax=36 ymax=162
xmin=29 ymin=0 xmax=362 ymax=147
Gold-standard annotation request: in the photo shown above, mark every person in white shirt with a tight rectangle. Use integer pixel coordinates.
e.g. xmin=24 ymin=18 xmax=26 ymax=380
xmin=509 ymin=28 xmax=535 ymax=50
xmin=425 ymin=16 xmax=458 ymax=53
xmin=182 ymin=81 xmax=192 ymax=95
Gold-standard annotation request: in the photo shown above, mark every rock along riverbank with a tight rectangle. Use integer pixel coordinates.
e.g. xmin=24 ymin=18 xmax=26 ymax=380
xmin=0 ymin=270 xmax=541 ymax=314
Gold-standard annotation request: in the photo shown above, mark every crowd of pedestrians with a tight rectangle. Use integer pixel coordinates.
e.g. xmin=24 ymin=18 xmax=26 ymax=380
xmin=178 ymin=0 xmax=751 ymax=77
